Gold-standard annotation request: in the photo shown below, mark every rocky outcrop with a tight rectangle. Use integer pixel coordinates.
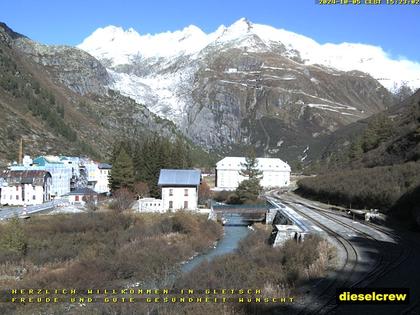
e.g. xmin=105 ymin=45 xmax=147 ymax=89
xmin=13 ymin=38 xmax=111 ymax=95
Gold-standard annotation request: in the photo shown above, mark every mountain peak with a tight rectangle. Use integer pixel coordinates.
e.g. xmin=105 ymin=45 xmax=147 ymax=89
xmin=229 ymin=17 xmax=253 ymax=31
xmin=0 ymin=21 xmax=26 ymax=42
xmin=224 ymin=18 xmax=254 ymax=38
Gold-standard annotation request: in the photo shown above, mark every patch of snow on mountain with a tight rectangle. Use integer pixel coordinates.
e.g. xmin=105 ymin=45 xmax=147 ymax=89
xmin=108 ymin=70 xmax=187 ymax=122
xmin=307 ymin=104 xmax=361 ymax=117
xmin=78 ymin=18 xmax=420 ymax=91
xmin=79 ymin=25 xmax=210 ymax=66
xmin=301 ymin=146 xmax=309 ymax=161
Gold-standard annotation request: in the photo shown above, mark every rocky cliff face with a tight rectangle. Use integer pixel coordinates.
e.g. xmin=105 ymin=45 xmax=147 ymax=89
xmin=184 ymin=47 xmax=392 ymax=155
xmin=12 ymin=35 xmax=111 ymax=96
xmin=78 ymin=18 xmax=398 ymax=160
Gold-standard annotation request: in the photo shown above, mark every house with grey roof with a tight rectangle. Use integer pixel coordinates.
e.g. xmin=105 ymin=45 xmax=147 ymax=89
xmin=64 ymin=187 xmax=98 ymax=206
xmin=158 ymin=169 xmax=201 ymax=211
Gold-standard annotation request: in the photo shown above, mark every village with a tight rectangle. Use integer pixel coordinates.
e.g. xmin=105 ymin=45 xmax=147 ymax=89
xmin=0 ymin=150 xmax=305 ymax=247
xmin=0 ymin=151 xmax=291 ymax=213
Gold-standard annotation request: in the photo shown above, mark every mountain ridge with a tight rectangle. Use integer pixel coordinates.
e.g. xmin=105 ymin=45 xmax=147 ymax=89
xmin=78 ymin=18 xmax=420 ymax=91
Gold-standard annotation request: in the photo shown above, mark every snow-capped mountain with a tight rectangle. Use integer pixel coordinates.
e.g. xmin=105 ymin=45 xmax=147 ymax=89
xmin=75 ymin=18 xmax=415 ymax=158
xmin=79 ymin=18 xmax=420 ymax=91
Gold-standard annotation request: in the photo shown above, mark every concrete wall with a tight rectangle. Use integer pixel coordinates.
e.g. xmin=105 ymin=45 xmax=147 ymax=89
xmin=138 ymin=198 xmax=164 ymax=213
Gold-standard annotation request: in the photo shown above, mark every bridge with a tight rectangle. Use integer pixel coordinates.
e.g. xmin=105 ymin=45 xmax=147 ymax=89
xmin=209 ymin=202 xmax=270 ymax=224
xmin=0 ymin=199 xmax=68 ymax=220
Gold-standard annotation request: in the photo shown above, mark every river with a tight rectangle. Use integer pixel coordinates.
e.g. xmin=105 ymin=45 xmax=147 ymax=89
xmin=181 ymin=214 xmax=251 ymax=273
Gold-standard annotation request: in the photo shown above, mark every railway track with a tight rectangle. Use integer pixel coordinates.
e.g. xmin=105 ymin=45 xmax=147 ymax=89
xmin=269 ymin=191 xmax=413 ymax=314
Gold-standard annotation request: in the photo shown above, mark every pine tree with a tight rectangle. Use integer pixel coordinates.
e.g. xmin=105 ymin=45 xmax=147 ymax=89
xmin=109 ymin=147 xmax=135 ymax=191
xmin=236 ymin=178 xmax=262 ymax=204
xmin=362 ymin=114 xmax=394 ymax=152
xmin=236 ymin=149 xmax=263 ymax=203
xmin=348 ymin=138 xmax=363 ymax=160
xmin=239 ymin=149 xmax=263 ymax=180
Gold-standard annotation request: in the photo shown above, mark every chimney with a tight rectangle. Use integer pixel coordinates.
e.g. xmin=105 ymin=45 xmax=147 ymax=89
xmin=18 ymin=138 xmax=23 ymax=165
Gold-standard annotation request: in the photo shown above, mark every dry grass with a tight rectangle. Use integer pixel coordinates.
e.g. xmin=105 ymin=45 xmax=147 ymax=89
xmin=0 ymin=212 xmax=222 ymax=290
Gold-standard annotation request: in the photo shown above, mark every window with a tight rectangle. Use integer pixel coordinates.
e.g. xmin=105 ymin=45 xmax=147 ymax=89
xmin=75 ymin=195 xmax=79 ymax=202
xmin=32 ymin=195 xmax=36 ymax=200
xmin=169 ymin=189 xmax=173 ymax=196
xmin=169 ymin=201 xmax=173 ymax=209
xmin=184 ymin=201 xmax=188 ymax=209
xmin=16 ymin=186 xmax=19 ymax=191
xmin=16 ymin=195 xmax=19 ymax=200
xmin=184 ymin=189 xmax=188 ymax=196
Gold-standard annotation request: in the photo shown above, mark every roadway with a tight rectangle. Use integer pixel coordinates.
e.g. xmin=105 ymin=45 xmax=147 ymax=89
xmin=269 ymin=191 xmax=420 ymax=315
xmin=0 ymin=199 xmax=68 ymax=220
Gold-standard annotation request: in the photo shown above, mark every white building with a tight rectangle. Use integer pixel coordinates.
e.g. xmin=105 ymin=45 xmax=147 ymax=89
xmin=158 ymin=169 xmax=201 ymax=211
xmin=9 ymin=156 xmax=112 ymax=197
xmin=96 ymin=163 xmax=111 ymax=194
xmin=215 ymin=157 xmax=291 ymax=190
xmin=80 ymin=159 xmax=111 ymax=194
xmin=64 ymin=187 xmax=98 ymax=206
xmin=10 ymin=156 xmax=72 ymax=197
xmin=0 ymin=170 xmax=52 ymax=206
xmin=138 ymin=197 xmax=164 ymax=213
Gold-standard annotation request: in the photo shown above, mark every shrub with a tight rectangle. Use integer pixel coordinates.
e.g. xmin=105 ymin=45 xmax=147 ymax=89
xmin=297 ymin=162 xmax=420 ymax=211
xmin=0 ymin=217 xmax=27 ymax=258
xmin=109 ymin=188 xmax=135 ymax=212
xmin=213 ymin=190 xmax=231 ymax=202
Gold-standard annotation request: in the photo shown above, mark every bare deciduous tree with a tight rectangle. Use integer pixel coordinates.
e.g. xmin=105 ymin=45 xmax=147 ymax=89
xmin=110 ymin=188 xmax=135 ymax=213
xmin=133 ymin=181 xmax=149 ymax=199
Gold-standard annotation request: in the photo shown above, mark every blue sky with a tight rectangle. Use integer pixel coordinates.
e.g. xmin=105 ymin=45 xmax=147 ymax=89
xmin=1 ymin=0 xmax=419 ymax=61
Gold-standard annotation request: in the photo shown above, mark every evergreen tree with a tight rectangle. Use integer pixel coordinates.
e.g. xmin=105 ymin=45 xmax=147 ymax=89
xmin=394 ymin=82 xmax=413 ymax=103
xmin=361 ymin=114 xmax=394 ymax=152
xmin=109 ymin=147 xmax=134 ymax=191
xmin=239 ymin=149 xmax=263 ymax=180
xmin=132 ymin=135 xmax=194 ymax=198
xmin=236 ymin=178 xmax=262 ymax=204
xmin=348 ymin=138 xmax=363 ymax=160
xmin=171 ymin=138 xmax=192 ymax=168
xmin=143 ymin=136 xmax=162 ymax=197
xmin=0 ymin=217 xmax=27 ymax=256
xmin=236 ymin=149 xmax=263 ymax=203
